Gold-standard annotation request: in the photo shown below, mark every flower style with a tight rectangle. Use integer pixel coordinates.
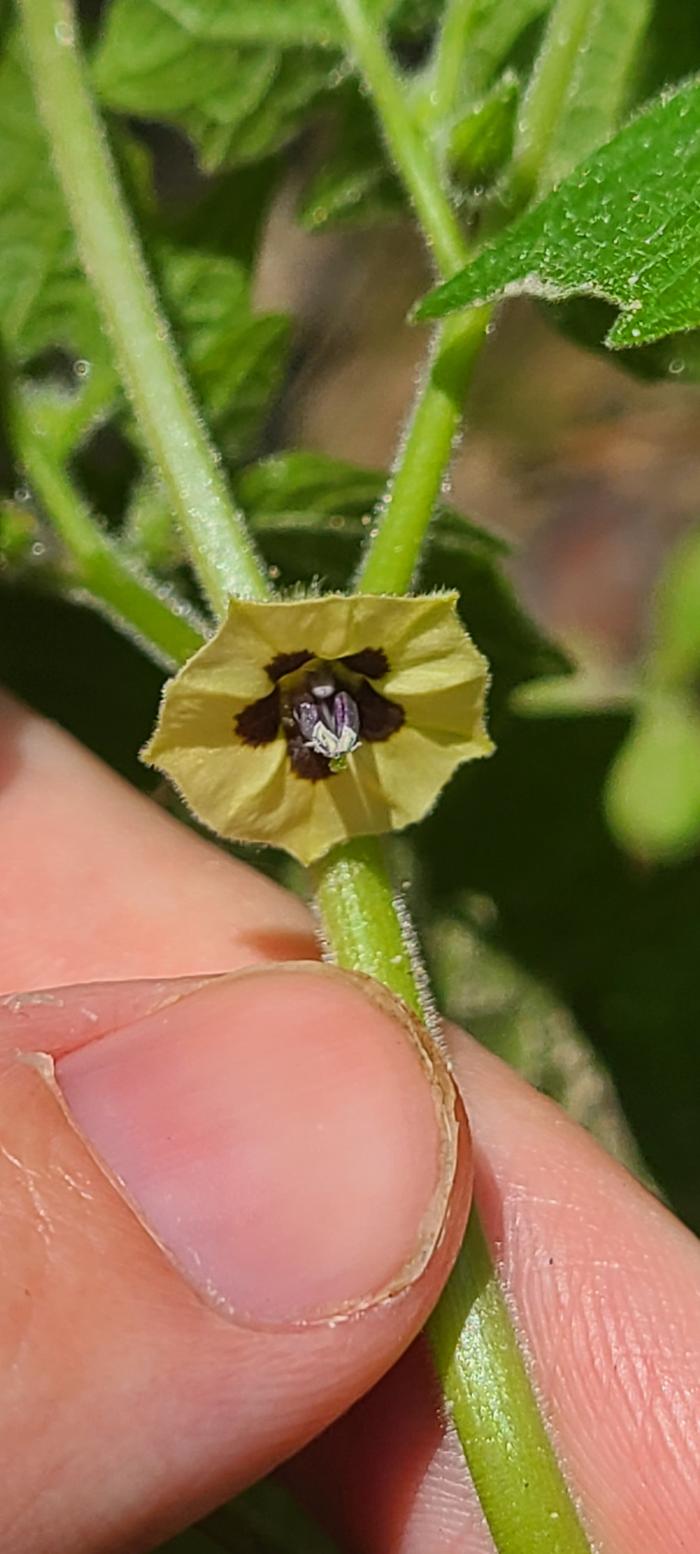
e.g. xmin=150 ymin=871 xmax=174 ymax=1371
xmin=142 ymin=592 xmax=493 ymax=866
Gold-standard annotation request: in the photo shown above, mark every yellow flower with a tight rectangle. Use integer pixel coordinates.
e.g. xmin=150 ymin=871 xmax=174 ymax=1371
xmin=142 ymin=592 xmax=493 ymax=866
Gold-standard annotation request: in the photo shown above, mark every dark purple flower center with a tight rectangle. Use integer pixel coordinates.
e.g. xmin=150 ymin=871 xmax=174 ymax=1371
xmin=235 ymin=647 xmax=404 ymax=781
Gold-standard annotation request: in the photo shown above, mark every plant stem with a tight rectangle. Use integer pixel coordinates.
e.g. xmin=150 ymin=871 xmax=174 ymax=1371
xmin=431 ymin=1214 xmax=593 ymax=1552
xmin=428 ymin=0 xmax=481 ymax=133
xmin=356 ymin=305 xmax=488 ymax=594
xmin=13 ymin=395 xmax=205 ymax=669
xmin=18 ymin=0 xmax=271 ymax=616
xmin=506 ymin=0 xmax=593 ymax=209
xmin=336 ymin=0 xmax=492 ymax=595
xmin=312 ymin=837 xmax=428 ymax=1014
xmin=314 ymin=841 xmax=592 ymax=1554
xmin=335 ymin=0 xmax=469 ymax=276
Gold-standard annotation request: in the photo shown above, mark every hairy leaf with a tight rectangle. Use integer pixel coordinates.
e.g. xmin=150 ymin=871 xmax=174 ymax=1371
xmin=419 ymin=78 xmax=700 ymax=349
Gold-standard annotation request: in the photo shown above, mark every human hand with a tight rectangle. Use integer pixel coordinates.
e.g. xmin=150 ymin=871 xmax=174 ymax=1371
xmin=1 ymin=690 xmax=698 ymax=1554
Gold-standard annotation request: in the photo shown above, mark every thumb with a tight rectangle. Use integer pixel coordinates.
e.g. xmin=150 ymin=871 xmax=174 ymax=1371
xmin=0 ymin=964 xmax=469 ymax=1554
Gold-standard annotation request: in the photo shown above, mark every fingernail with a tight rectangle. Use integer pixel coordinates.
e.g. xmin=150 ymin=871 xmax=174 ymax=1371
xmin=55 ymin=966 xmax=459 ymax=1325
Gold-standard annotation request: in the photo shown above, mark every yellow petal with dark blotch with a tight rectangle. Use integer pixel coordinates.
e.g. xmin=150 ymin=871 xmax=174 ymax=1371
xmin=142 ymin=591 xmax=493 ymax=865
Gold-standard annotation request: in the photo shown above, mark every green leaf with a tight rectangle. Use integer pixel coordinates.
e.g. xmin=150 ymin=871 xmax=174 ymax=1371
xmin=0 ymin=38 xmax=110 ymax=367
xmin=418 ymin=78 xmax=700 ymax=349
xmin=154 ymin=244 xmax=290 ymax=457
xmin=541 ymin=0 xmax=652 ymax=186
xmin=543 ymin=294 xmax=700 ymax=383
xmin=604 ymin=690 xmax=700 ymax=864
xmin=298 ymin=89 xmax=403 ymax=232
xmin=93 ymin=0 xmax=336 ymax=172
xmin=651 ymin=525 xmax=700 ymax=686
xmin=0 ymin=34 xmax=289 ymax=476
xmin=448 ymin=71 xmax=518 ymax=190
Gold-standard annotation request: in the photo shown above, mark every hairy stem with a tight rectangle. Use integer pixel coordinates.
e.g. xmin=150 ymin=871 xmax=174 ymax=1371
xmin=428 ymin=0 xmax=482 ymax=133
xmin=18 ymin=0 xmax=271 ymax=615
xmin=336 ymin=0 xmax=491 ymax=595
xmin=314 ymin=838 xmax=593 ymax=1554
xmin=506 ymin=0 xmax=594 ymax=209
xmin=356 ymin=305 xmax=488 ymax=594
xmin=13 ymin=395 xmax=205 ymax=668
xmin=335 ymin=0 xmax=468 ymax=275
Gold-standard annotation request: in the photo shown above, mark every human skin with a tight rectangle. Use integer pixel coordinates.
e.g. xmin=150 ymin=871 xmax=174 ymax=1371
xmin=0 ymin=688 xmax=698 ymax=1554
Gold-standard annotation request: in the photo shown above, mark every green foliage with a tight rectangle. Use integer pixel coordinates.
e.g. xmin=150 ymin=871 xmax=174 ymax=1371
xmin=604 ymin=527 xmax=700 ymax=863
xmin=0 ymin=38 xmax=108 ymax=366
xmin=418 ymin=709 xmax=700 ymax=1228
xmin=0 ymin=29 xmax=290 ymax=475
xmin=419 ymin=77 xmax=700 ymax=348
xmin=605 ymin=691 xmax=700 ymax=863
xmin=92 ymin=0 xmax=407 ymax=176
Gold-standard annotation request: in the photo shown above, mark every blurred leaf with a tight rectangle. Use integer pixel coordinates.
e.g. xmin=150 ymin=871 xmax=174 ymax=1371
xmin=0 ymin=34 xmax=289 ymax=483
xmin=298 ymin=90 xmax=403 ymax=232
xmin=418 ymin=78 xmax=700 ymax=349
xmin=202 ymin=1480 xmax=341 ymax=1553
xmin=543 ymin=294 xmax=700 ymax=382
xmin=449 ymin=72 xmax=518 ymax=190
xmin=426 ymin=909 xmax=650 ymax=1180
xmin=154 ymin=245 xmax=290 ymax=457
xmin=651 ymin=524 xmax=700 ymax=686
xmin=604 ymin=690 xmax=700 ymax=863
xmin=418 ymin=710 xmax=700 ymax=1228
xmin=0 ymin=582 xmax=164 ymax=785
xmin=93 ymin=0 xmax=337 ymax=173
xmin=237 ymin=449 xmax=399 ymax=521
xmin=540 ymin=0 xmax=651 ymax=186
xmin=92 ymin=0 xmax=437 ymax=177
xmin=637 ymin=0 xmax=700 ymax=99
xmin=0 ymin=37 xmax=111 ymax=369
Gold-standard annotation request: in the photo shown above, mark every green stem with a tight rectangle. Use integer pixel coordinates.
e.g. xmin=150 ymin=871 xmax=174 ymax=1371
xmin=506 ymin=0 xmax=593 ymax=209
xmin=18 ymin=0 xmax=270 ymax=616
xmin=312 ymin=837 xmax=428 ymax=1015
xmin=13 ymin=396 xmax=205 ymax=669
xmin=431 ymin=1214 xmax=593 ymax=1552
xmin=314 ymin=842 xmax=592 ymax=1554
xmin=335 ymin=0 xmax=468 ymax=276
xmin=356 ymin=305 xmax=489 ymax=594
xmin=428 ymin=0 xmax=481 ymax=133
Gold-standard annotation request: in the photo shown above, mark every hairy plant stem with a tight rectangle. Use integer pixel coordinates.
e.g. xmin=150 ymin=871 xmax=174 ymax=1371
xmin=12 ymin=394 xmax=205 ymax=669
xmin=18 ymin=0 xmax=270 ymax=616
xmin=427 ymin=0 xmax=482 ymax=133
xmin=336 ymin=0 xmax=493 ymax=595
xmin=505 ymin=0 xmax=594 ymax=209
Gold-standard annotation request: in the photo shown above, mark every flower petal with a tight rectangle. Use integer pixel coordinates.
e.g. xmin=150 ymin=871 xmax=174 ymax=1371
xmin=143 ymin=591 xmax=493 ymax=865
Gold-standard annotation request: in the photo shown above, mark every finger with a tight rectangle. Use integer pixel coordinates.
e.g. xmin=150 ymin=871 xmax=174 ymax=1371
xmin=0 ymin=965 xmax=470 ymax=1554
xmin=0 ymin=689 xmax=315 ymax=993
xmin=6 ymin=693 xmax=699 ymax=1553
xmin=289 ymin=1027 xmax=700 ymax=1554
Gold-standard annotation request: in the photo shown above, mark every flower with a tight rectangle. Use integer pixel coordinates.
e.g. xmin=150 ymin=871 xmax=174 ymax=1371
xmin=142 ymin=592 xmax=493 ymax=865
